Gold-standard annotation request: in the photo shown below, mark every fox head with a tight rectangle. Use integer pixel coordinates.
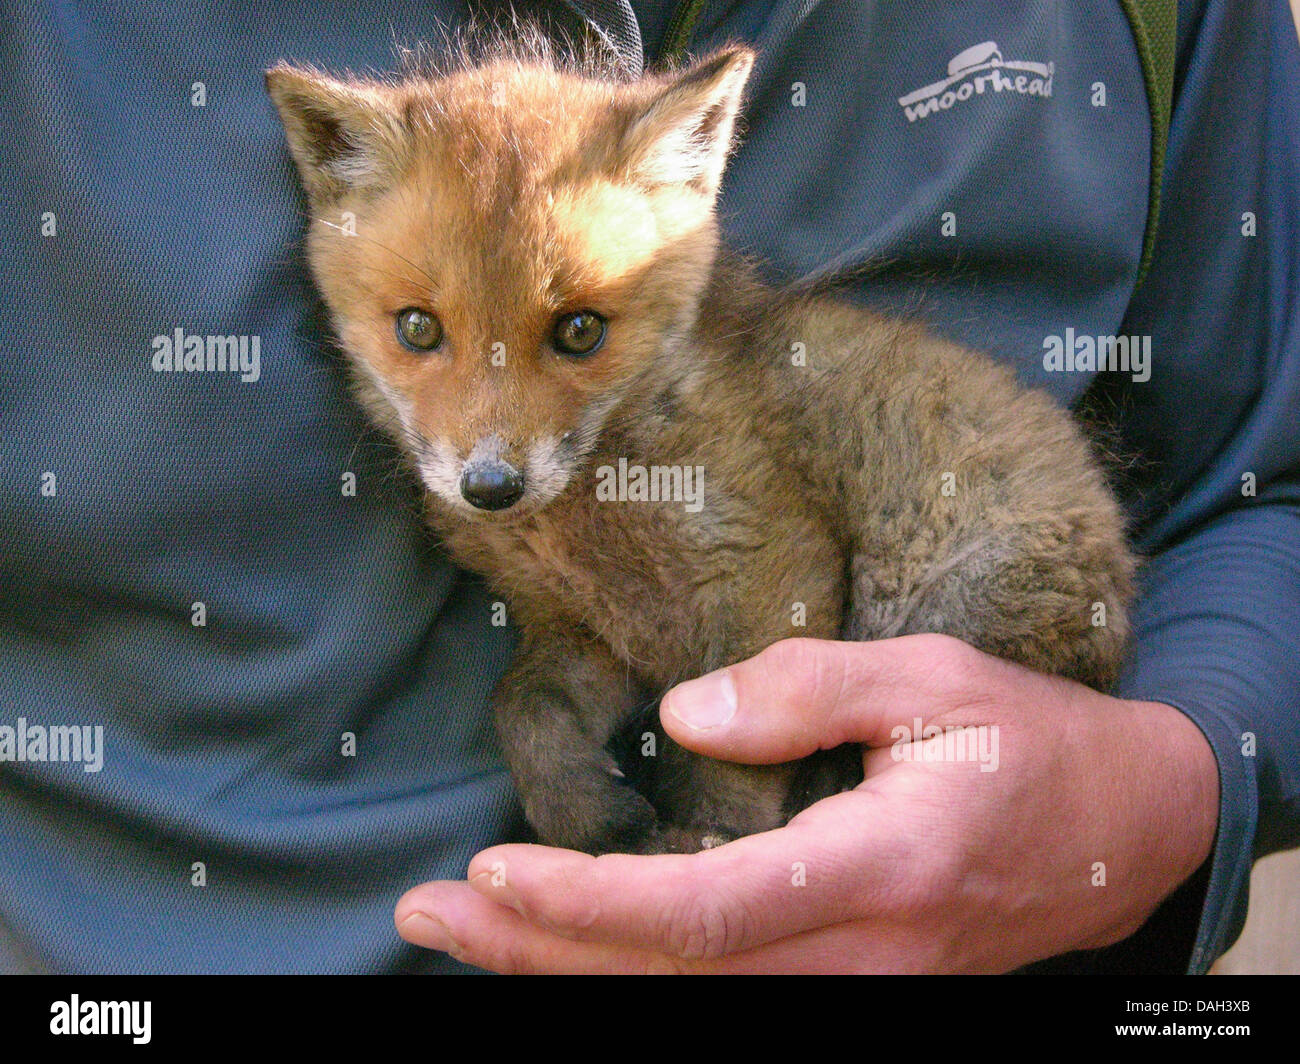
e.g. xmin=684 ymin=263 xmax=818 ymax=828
xmin=267 ymin=40 xmax=754 ymax=518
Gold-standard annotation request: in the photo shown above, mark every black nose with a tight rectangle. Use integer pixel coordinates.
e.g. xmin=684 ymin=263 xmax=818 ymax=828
xmin=460 ymin=464 xmax=525 ymax=511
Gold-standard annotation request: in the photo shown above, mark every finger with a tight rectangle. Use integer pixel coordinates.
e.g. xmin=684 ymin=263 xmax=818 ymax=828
xmin=397 ymin=880 xmax=685 ymax=974
xmin=397 ymin=879 xmax=954 ymax=974
xmin=660 ymin=633 xmax=1024 ymax=762
xmin=459 ymin=794 xmax=929 ymax=961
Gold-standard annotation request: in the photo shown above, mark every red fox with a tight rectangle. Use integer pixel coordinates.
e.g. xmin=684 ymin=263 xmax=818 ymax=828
xmin=267 ymin=32 xmax=1135 ymax=855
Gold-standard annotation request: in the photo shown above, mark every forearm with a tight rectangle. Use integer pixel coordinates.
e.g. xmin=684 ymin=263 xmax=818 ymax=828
xmin=1113 ymin=493 xmax=1300 ymax=971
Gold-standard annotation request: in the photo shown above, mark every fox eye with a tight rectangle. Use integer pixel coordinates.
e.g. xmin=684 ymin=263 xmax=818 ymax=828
xmin=552 ymin=311 xmax=606 ymax=356
xmin=395 ymin=307 xmax=443 ymax=352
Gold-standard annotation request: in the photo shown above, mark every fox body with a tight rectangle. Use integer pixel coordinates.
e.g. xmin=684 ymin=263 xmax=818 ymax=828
xmin=268 ymin=36 xmax=1135 ymax=855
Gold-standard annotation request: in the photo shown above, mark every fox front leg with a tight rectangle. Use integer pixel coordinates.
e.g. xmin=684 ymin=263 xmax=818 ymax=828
xmin=492 ymin=629 xmax=663 ymax=855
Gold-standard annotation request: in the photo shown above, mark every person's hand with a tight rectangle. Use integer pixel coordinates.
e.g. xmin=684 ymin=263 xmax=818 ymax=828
xmin=394 ymin=635 xmax=1219 ymax=972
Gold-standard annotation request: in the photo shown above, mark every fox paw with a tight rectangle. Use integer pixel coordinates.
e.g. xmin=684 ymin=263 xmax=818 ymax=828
xmin=638 ymin=825 xmax=738 ymax=854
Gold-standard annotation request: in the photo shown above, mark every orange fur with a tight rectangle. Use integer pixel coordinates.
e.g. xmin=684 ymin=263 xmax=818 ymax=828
xmin=268 ymin=38 xmax=1135 ymax=855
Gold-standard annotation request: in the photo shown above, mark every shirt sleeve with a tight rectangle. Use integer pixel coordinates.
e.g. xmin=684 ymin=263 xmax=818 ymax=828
xmin=1102 ymin=0 xmax=1300 ymax=972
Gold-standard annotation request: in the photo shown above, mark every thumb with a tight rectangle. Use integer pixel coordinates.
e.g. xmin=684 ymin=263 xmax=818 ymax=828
xmin=659 ymin=634 xmax=1007 ymax=762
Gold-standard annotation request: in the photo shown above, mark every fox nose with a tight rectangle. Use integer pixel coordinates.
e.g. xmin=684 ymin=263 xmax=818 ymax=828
xmin=461 ymin=463 xmax=525 ymax=511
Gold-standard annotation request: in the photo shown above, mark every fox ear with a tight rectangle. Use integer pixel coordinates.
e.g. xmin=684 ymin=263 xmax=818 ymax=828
xmin=265 ymin=64 xmax=406 ymax=206
xmin=621 ymin=46 xmax=755 ymax=196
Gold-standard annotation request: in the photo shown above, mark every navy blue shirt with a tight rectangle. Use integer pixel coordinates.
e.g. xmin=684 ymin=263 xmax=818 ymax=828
xmin=1 ymin=0 xmax=1296 ymax=972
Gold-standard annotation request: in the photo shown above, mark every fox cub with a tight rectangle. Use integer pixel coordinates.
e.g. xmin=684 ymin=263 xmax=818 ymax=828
xmin=268 ymin=38 xmax=1135 ymax=855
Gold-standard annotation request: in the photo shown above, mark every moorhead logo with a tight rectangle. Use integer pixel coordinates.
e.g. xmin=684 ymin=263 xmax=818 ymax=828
xmin=898 ymin=41 xmax=1054 ymax=123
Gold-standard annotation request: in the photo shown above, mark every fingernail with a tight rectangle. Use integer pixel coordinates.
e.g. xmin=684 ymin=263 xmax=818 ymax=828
xmin=399 ymin=912 xmax=459 ymax=954
xmin=471 ymin=871 xmax=524 ymax=913
xmin=666 ymin=670 xmax=737 ymax=730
